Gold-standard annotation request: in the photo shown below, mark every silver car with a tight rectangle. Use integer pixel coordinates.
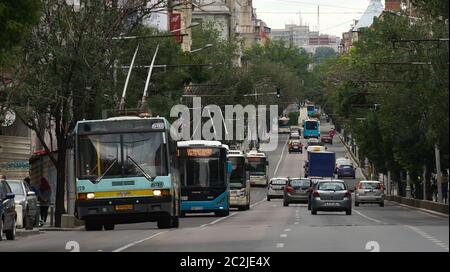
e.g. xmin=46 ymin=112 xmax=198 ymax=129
xmin=310 ymin=180 xmax=352 ymax=215
xmin=6 ymin=180 xmax=38 ymax=229
xmin=355 ymin=181 xmax=385 ymax=207
xmin=283 ymin=178 xmax=311 ymax=206
xmin=267 ymin=178 xmax=288 ymax=201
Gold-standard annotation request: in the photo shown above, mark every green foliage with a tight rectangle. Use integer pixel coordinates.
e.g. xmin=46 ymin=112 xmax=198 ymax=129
xmin=288 ymin=112 xmax=299 ymax=126
xmin=313 ymin=47 xmax=337 ymax=64
xmin=0 ymin=0 xmax=41 ymax=64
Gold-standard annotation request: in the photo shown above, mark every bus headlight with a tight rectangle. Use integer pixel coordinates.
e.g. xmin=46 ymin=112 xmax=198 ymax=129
xmin=87 ymin=193 xmax=95 ymax=200
xmin=153 ymin=190 xmax=162 ymax=196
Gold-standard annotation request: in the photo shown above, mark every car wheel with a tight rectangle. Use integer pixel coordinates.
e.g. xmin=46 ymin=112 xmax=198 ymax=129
xmin=180 ymin=212 xmax=186 ymax=217
xmin=158 ymin=215 xmax=179 ymax=229
xmin=5 ymin=219 xmax=16 ymax=240
xmin=283 ymin=201 xmax=289 ymax=207
xmin=246 ymin=204 xmax=250 ymax=210
xmin=103 ymin=224 xmax=115 ymax=231
xmin=311 ymin=209 xmax=317 ymax=215
xmin=267 ymin=196 xmax=271 ymax=201
xmin=85 ymin=221 xmax=103 ymax=231
xmin=355 ymin=202 xmax=359 ymax=207
xmin=238 ymin=206 xmax=246 ymax=211
xmin=379 ymin=202 xmax=384 ymax=207
xmin=346 ymin=209 xmax=352 ymax=215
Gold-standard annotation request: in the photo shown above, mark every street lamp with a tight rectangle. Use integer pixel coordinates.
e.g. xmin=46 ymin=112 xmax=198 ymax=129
xmin=189 ymin=43 xmax=213 ymax=53
xmin=111 ymin=23 xmax=199 ymax=40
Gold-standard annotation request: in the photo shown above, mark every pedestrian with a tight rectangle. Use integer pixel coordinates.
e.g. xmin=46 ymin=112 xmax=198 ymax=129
xmin=38 ymin=177 xmax=52 ymax=226
xmin=442 ymin=171 xmax=448 ymax=204
xmin=24 ymin=177 xmax=39 ymax=195
xmin=431 ymin=177 xmax=438 ymax=202
xmin=0 ymin=174 xmax=5 ymax=181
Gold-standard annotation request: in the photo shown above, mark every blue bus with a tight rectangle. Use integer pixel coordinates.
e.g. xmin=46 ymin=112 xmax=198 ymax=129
xmin=307 ymin=105 xmax=316 ymax=117
xmin=177 ymin=141 xmax=232 ymax=217
xmin=303 ymin=119 xmax=320 ymax=139
xmin=74 ymin=116 xmax=181 ymax=230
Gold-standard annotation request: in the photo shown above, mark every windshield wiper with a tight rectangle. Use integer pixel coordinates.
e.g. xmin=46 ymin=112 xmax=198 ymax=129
xmin=126 ymin=155 xmax=154 ymax=182
xmin=95 ymin=159 xmax=118 ymax=183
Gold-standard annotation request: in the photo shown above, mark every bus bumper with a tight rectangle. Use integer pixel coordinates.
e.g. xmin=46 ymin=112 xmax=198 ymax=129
xmin=250 ymin=176 xmax=267 ymax=186
xmin=75 ymin=196 xmax=175 ymax=224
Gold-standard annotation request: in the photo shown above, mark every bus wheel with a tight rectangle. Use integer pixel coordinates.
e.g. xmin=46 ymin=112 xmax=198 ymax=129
xmin=85 ymin=221 xmax=102 ymax=231
xmin=214 ymin=210 xmax=229 ymax=217
xmin=104 ymin=224 xmax=115 ymax=231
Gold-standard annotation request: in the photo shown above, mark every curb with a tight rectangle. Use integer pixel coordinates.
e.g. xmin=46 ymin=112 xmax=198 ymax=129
xmin=16 ymin=229 xmax=41 ymax=237
xmin=386 ymin=200 xmax=449 ymax=218
xmin=39 ymin=226 xmax=84 ymax=231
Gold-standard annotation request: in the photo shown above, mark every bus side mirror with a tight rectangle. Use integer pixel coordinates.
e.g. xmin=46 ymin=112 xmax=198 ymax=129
xmin=227 ymin=161 xmax=233 ymax=174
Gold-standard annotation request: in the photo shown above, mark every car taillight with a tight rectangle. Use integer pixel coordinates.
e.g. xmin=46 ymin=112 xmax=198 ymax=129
xmin=286 ymin=186 xmax=294 ymax=193
xmin=344 ymin=191 xmax=351 ymax=198
xmin=313 ymin=191 xmax=320 ymax=198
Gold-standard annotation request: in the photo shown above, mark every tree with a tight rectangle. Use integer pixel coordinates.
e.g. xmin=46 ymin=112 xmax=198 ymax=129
xmin=313 ymin=47 xmax=336 ymax=64
xmin=5 ymin=0 xmax=160 ymax=226
xmin=0 ymin=0 xmax=41 ymax=65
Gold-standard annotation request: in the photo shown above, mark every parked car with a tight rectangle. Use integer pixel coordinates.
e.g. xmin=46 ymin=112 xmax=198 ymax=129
xmin=267 ymin=178 xmax=288 ymax=201
xmin=310 ymin=180 xmax=352 ymax=215
xmin=283 ymin=178 xmax=311 ymax=206
xmin=6 ymin=180 xmax=38 ymax=229
xmin=288 ymin=139 xmax=303 ymax=153
xmin=0 ymin=179 xmax=17 ymax=240
xmin=355 ymin=180 xmax=385 ymax=207
xmin=337 ymin=165 xmax=356 ymax=179
xmin=321 ymin=134 xmax=333 ymax=144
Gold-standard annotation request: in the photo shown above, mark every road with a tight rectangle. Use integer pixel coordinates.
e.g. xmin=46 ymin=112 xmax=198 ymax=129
xmin=0 ymin=120 xmax=448 ymax=252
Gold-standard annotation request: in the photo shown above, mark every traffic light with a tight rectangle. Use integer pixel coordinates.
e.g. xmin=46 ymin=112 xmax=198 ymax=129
xmin=276 ymin=87 xmax=281 ymax=98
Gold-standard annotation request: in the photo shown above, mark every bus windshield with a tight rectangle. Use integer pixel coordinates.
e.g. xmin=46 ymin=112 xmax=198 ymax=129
xmin=183 ymin=157 xmax=225 ymax=188
xmin=247 ymin=157 xmax=266 ymax=175
xmin=77 ymin=132 xmax=168 ymax=181
xmin=307 ymin=106 xmax=315 ymax=111
xmin=305 ymin=121 xmax=318 ymax=130
xmin=229 ymin=157 xmax=246 ymax=187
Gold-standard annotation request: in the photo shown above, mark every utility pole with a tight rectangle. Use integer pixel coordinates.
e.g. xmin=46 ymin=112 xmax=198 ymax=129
xmin=406 ymin=171 xmax=411 ymax=198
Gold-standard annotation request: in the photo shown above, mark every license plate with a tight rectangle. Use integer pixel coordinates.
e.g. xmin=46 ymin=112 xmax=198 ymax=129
xmin=191 ymin=206 xmax=204 ymax=211
xmin=325 ymin=202 xmax=339 ymax=206
xmin=115 ymin=204 xmax=133 ymax=211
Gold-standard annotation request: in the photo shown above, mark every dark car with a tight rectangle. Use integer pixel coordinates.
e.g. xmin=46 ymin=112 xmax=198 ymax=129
xmin=0 ymin=179 xmax=17 ymax=240
xmin=337 ymin=165 xmax=356 ymax=179
xmin=321 ymin=135 xmax=333 ymax=144
xmin=288 ymin=140 xmax=303 ymax=153
xmin=283 ymin=178 xmax=311 ymax=206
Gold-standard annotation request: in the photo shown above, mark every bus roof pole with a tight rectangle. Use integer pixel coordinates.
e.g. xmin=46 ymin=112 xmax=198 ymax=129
xmin=118 ymin=44 xmax=140 ymax=111
xmin=139 ymin=44 xmax=160 ymax=113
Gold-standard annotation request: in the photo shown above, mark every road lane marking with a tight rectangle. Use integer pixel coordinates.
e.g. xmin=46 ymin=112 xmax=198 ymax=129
xmin=113 ymin=231 xmax=167 ymax=252
xmin=250 ymin=198 xmax=267 ymax=208
xmin=276 ymin=243 xmax=284 ymax=248
xmin=294 ymin=222 xmax=299 ymax=225
xmin=203 ymin=212 xmax=238 ymax=227
xmin=405 ymin=225 xmax=449 ymax=251
xmin=280 ymin=234 xmax=287 ymax=238
xmin=273 ymin=137 xmax=289 ymax=177
xmin=284 ymin=228 xmax=291 ymax=232
xmin=353 ymin=209 xmax=383 ymax=224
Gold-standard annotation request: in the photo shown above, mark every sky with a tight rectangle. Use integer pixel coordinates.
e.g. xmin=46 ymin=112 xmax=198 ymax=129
xmin=253 ymin=0 xmax=384 ymax=37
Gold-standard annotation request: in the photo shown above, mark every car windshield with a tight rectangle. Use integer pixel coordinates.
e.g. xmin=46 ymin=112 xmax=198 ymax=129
xmin=360 ymin=182 xmax=381 ymax=189
xmin=318 ymin=182 xmax=346 ymax=191
xmin=290 ymin=179 xmax=310 ymax=188
xmin=271 ymin=179 xmax=287 ymax=185
xmin=7 ymin=181 xmax=24 ymax=195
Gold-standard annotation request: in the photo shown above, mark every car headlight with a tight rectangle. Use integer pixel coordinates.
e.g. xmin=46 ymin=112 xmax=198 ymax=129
xmin=87 ymin=193 xmax=96 ymax=199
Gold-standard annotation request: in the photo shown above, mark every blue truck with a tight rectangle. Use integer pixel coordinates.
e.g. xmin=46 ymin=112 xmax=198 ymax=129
xmin=304 ymin=151 xmax=336 ymax=178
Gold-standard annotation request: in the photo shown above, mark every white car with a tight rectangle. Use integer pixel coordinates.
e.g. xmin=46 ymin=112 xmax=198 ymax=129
xmin=289 ymin=131 xmax=300 ymax=139
xmin=267 ymin=178 xmax=288 ymax=201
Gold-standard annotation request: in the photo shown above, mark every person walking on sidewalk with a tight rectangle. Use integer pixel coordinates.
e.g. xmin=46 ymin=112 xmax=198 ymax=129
xmin=38 ymin=177 xmax=52 ymax=226
xmin=442 ymin=171 xmax=448 ymax=204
